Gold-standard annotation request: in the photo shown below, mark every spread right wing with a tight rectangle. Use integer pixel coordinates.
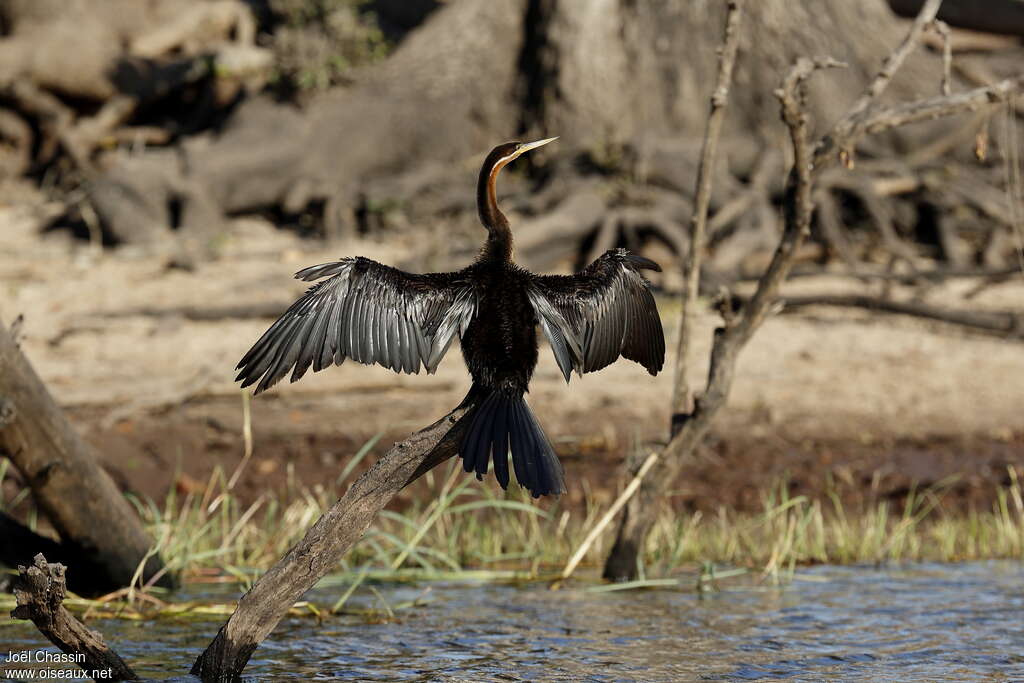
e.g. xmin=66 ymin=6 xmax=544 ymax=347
xmin=527 ymin=249 xmax=665 ymax=382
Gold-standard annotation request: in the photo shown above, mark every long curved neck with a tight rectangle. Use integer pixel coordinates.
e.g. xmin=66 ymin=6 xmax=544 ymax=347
xmin=477 ymin=160 xmax=513 ymax=264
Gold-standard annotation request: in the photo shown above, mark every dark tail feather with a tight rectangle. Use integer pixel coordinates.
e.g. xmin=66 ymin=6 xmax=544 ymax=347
xmin=458 ymin=388 xmax=565 ymax=498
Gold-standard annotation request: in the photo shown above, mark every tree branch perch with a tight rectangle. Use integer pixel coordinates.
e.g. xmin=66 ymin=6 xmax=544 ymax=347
xmin=190 ymin=404 xmax=472 ymax=681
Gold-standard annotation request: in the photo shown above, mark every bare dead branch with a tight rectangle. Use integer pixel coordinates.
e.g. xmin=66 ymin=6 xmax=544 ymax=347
xmin=727 ymin=57 xmax=845 ymax=344
xmin=768 ymin=294 xmax=1023 ymax=337
xmin=606 ymin=57 xmax=845 ymax=581
xmin=603 ymin=0 xmax=1024 ymax=581
xmin=734 ymin=263 xmax=1024 ymax=287
xmin=829 ymin=0 xmax=943 ymax=167
xmin=671 ymin=0 xmax=746 ymax=419
xmin=929 ymin=19 xmax=953 ymax=97
xmin=861 ymin=77 xmax=1024 ymax=139
xmin=11 ymin=554 xmax=138 ymax=682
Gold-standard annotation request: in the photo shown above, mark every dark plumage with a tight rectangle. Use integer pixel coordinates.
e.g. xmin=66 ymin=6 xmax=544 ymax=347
xmin=235 ymin=139 xmax=666 ymax=497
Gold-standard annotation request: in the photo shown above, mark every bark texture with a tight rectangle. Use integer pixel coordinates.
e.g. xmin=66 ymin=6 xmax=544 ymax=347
xmin=11 ymin=554 xmax=138 ymax=681
xmin=190 ymin=405 xmax=471 ymax=681
xmin=0 ymin=319 xmax=172 ymax=596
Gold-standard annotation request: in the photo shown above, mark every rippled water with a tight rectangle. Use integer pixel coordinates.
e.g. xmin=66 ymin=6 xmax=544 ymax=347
xmin=3 ymin=562 xmax=1023 ymax=681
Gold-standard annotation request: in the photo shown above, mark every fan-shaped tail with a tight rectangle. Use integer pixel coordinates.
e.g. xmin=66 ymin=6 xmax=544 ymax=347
xmin=458 ymin=387 xmax=565 ymax=498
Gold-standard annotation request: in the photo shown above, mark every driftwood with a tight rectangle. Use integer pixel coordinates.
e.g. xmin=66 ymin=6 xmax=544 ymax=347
xmin=11 ymin=554 xmax=138 ymax=681
xmin=0 ymin=317 xmax=172 ymax=596
xmin=603 ymin=0 xmax=1024 ymax=580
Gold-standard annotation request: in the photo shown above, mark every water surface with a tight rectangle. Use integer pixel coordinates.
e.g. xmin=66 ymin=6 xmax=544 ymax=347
xmin=2 ymin=562 xmax=1022 ymax=681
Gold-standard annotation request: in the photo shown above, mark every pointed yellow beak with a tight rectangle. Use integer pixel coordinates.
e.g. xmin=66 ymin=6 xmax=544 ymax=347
xmin=515 ymin=136 xmax=558 ymax=157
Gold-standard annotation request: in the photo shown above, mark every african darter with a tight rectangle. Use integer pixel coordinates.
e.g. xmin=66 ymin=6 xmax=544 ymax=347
xmin=235 ymin=138 xmax=665 ymax=497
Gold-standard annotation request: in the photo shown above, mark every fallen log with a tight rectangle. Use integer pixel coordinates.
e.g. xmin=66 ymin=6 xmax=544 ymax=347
xmin=769 ymin=294 xmax=1024 ymax=337
xmin=10 ymin=403 xmax=473 ymax=680
xmin=0 ymin=317 xmax=173 ymax=596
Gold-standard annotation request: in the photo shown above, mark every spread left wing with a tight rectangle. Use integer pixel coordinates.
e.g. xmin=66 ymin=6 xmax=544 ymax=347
xmin=236 ymin=257 xmax=476 ymax=394
xmin=527 ymin=248 xmax=665 ymax=382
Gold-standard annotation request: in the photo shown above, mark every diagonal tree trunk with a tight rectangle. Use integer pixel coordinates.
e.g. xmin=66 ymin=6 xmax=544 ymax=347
xmin=0 ymin=318 xmax=173 ymax=596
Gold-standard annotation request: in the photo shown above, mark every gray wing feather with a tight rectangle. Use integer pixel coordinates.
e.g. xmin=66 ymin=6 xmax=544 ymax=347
xmin=527 ymin=248 xmax=664 ymax=382
xmin=237 ymin=257 xmax=475 ymax=393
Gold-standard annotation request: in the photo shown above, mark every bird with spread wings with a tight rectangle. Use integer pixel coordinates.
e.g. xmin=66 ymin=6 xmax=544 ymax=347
xmin=236 ymin=139 xmax=665 ymax=498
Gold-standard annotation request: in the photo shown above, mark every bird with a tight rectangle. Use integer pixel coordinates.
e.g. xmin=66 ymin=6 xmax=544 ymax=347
xmin=235 ymin=138 xmax=665 ymax=498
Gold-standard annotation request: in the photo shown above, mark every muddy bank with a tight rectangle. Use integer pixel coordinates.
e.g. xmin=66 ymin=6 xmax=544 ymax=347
xmin=45 ymin=398 xmax=1018 ymax=518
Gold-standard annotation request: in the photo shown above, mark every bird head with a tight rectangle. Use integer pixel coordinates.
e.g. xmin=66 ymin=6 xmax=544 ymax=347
xmin=487 ymin=137 xmax=558 ymax=176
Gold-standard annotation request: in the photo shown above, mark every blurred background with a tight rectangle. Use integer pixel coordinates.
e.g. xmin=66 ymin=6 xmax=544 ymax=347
xmin=1 ymin=0 xmax=1022 ymax=533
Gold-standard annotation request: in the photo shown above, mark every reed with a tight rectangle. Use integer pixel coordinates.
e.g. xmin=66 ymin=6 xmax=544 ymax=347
xmin=120 ymin=455 xmax=1024 ymax=588
xmin=2 ymin=446 xmax=1021 ymax=608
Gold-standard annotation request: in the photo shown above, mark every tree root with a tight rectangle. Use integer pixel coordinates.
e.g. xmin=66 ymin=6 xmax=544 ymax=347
xmin=766 ymin=293 xmax=1024 ymax=338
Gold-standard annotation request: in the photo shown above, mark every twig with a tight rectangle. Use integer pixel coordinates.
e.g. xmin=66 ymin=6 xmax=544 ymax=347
xmin=856 ymin=77 xmax=1024 ymax=142
xmin=728 ymin=56 xmax=844 ymax=344
xmin=11 ymin=554 xmax=138 ymax=682
xmin=671 ymin=0 xmax=746 ymax=420
xmin=557 ymin=451 xmax=659 ymax=584
xmin=929 ymin=19 xmax=953 ymax=97
xmin=827 ymin=0 xmax=943 ymax=168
